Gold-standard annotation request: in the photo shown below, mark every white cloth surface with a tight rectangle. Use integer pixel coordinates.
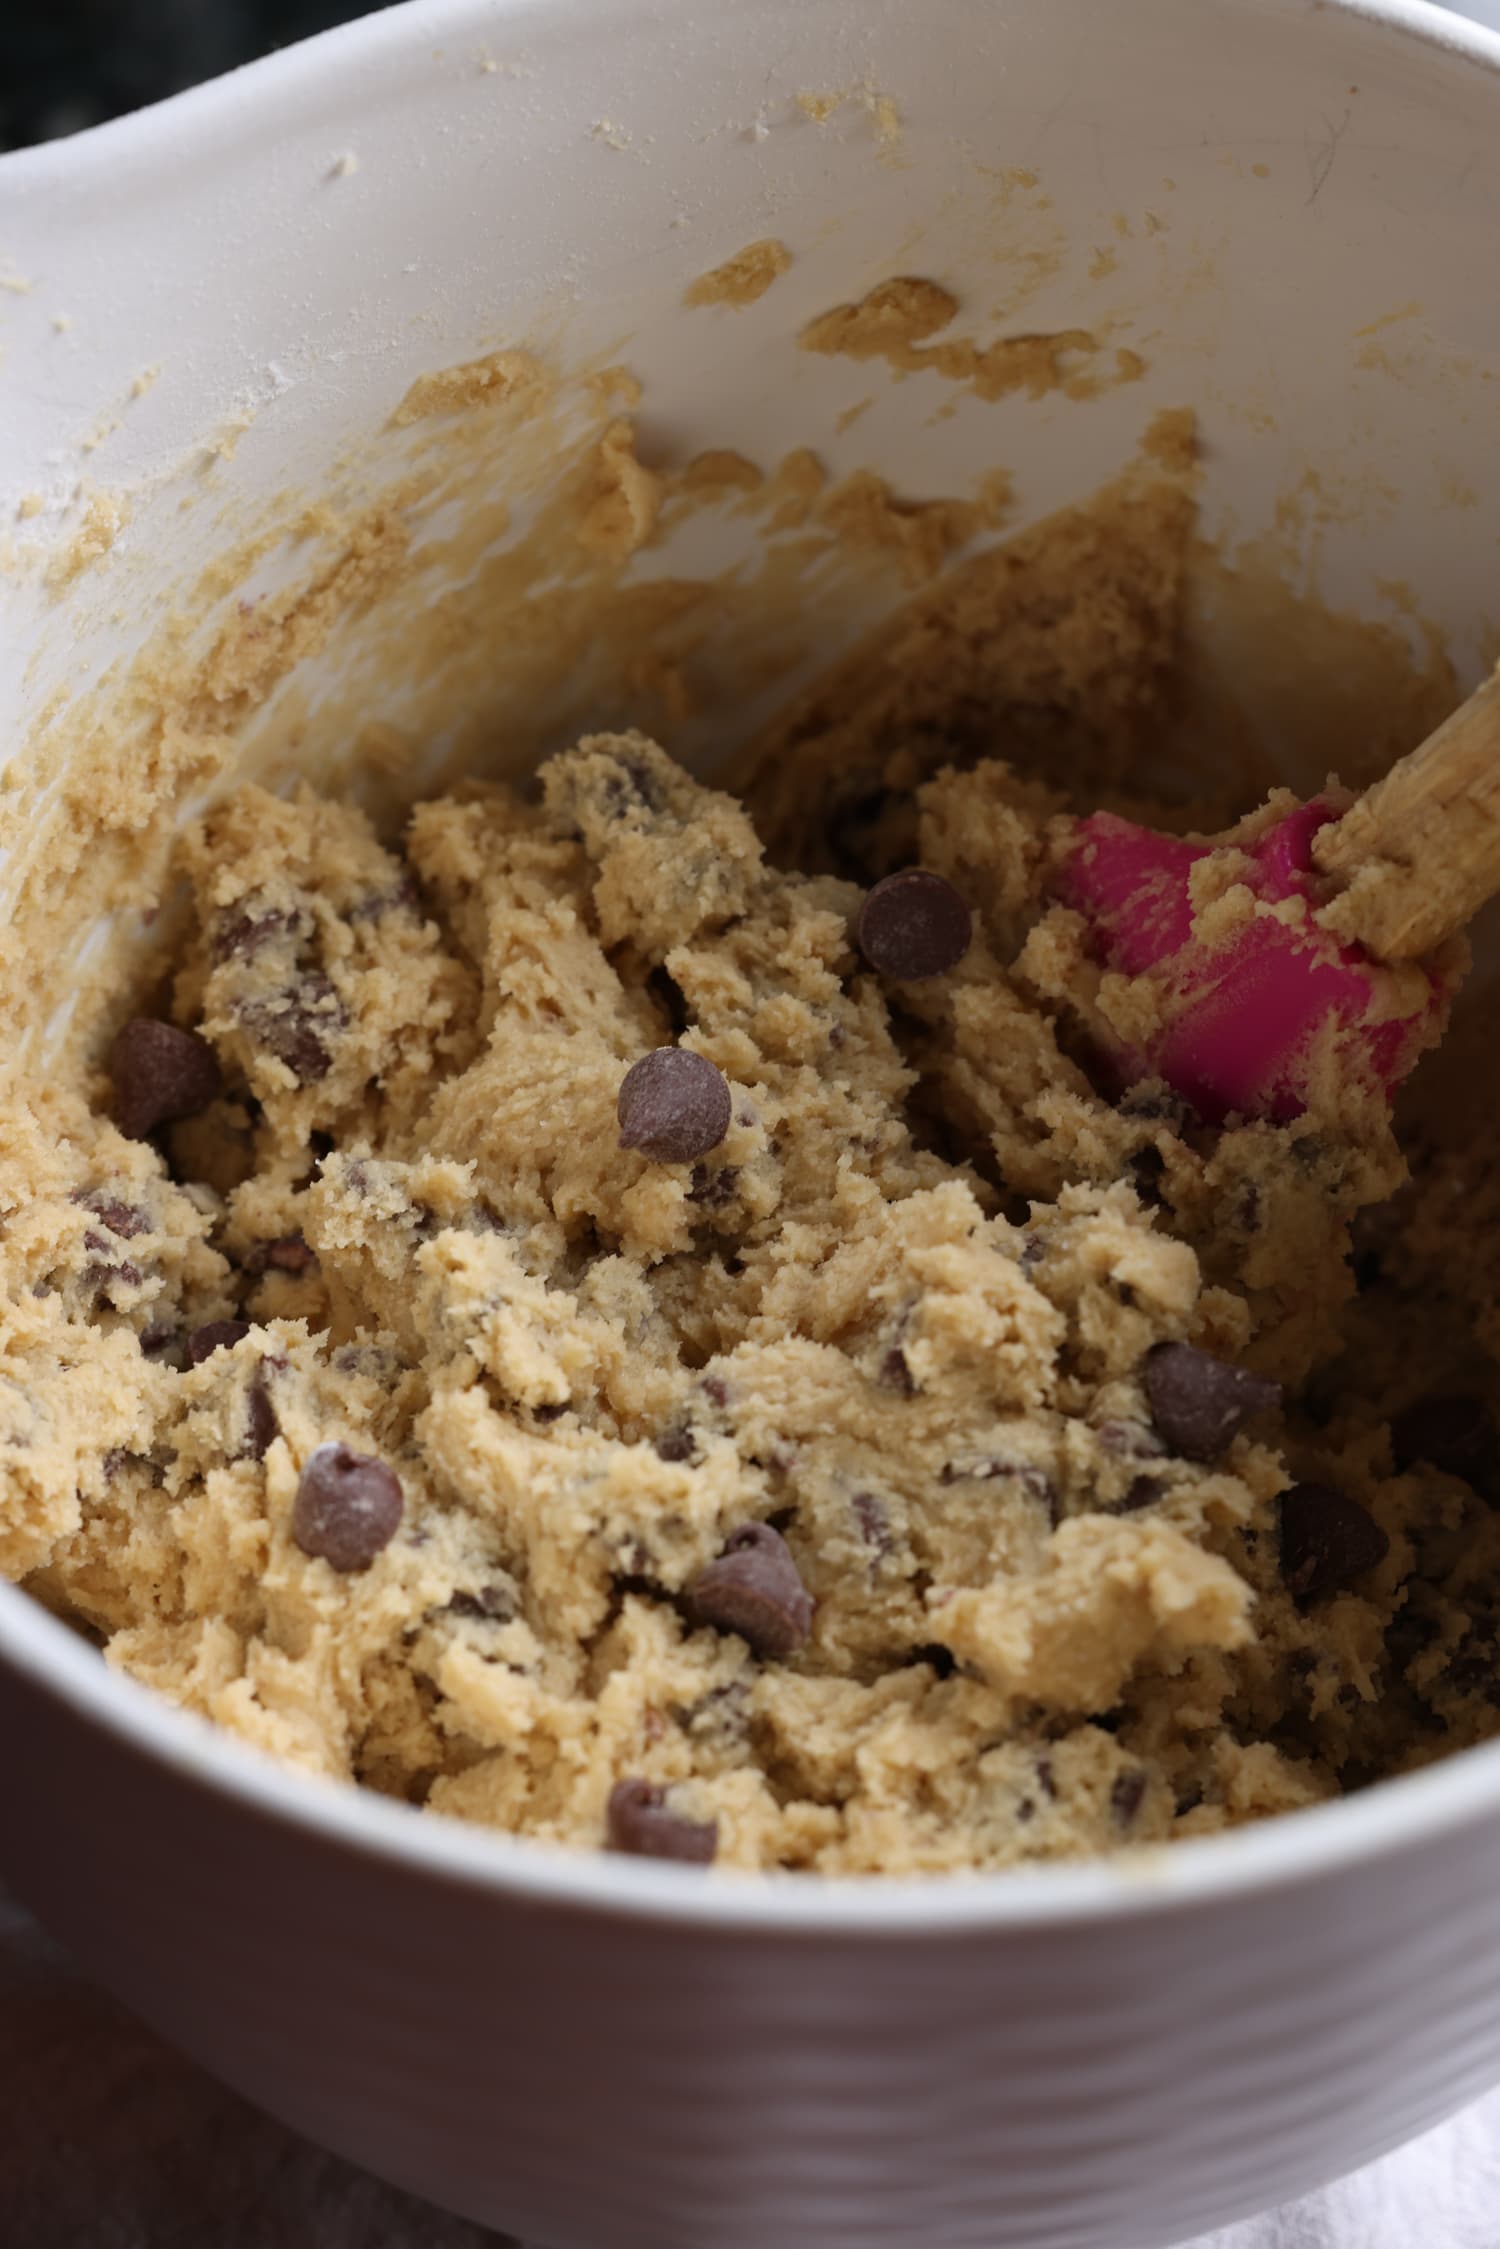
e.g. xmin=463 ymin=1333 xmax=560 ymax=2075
xmin=1191 ymin=2089 xmax=1500 ymax=2248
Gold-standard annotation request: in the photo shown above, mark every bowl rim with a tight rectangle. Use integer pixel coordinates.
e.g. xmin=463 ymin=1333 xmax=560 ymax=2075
xmin=0 ymin=0 xmax=1498 ymax=196
xmin=5 ymin=0 xmax=1500 ymax=1936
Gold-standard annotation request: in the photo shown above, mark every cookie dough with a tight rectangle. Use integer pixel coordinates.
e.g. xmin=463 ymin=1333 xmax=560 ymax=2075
xmin=6 ymin=706 xmax=1500 ymax=1874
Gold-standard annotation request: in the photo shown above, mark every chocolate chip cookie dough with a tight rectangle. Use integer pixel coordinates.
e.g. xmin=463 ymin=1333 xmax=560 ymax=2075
xmin=7 ymin=717 xmax=1500 ymax=1876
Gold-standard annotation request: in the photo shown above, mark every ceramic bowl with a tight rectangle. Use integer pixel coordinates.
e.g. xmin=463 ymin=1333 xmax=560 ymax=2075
xmin=4 ymin=3 xmax=1500 ymax=2243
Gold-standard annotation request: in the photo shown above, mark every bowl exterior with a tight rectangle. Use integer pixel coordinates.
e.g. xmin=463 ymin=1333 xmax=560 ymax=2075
xmin=4 ymin=0 xmax=1500 ymax=2241
xmin=8 ymin=1625 xmax=1500 ymax=2249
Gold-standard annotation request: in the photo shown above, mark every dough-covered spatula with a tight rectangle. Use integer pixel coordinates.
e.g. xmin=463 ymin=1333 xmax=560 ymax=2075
xmin=1055 ymin=668 xmax=1500 ymax=1122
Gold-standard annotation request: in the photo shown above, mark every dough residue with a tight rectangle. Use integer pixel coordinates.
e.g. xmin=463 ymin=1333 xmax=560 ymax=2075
xmin=799 ymin=276 xmax=1145 ymax=403
xmin=684 ymin=240 xmax=793 ymax=311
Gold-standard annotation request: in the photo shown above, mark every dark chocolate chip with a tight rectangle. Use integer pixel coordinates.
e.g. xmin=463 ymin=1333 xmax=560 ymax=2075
xmin=213 ymin=902 xmax=298 ymax=962
xmin=687 ymin=1522 xmax=813 ymax=1659
xmin=292 ymin=1442 xmax=403 ymax=1573
xmin=187 ymin=1320 xmax=250 ymax=1367
xmin=1121 ymin=1474 xmax=1164 ymax=1512
xmin=852 ymin=1491 xmax=892 ymax=1554
xmin=854 ymin=868 xmax=972 ymax=981
xmin=701 ymin=1374 xmax=730 ymax=1409
xmin=606 ymin=1777 xmax=718 ymax=1864
xmin=239 ymin=976 xmax=343 ymax=1084
xmin=1279 ymin=1483 xmax=1390 ymax=1603
xmin=653 ymin=1426 xmax=698 ymax=1465
xmin=109 ymin=1018 xmax=222 ymax=1139
xmin=447 ymin=1584 xmax=517 ymax=1623
xmin=617 ymin=1048 xmax=732 ymax=1165
xmin=1391 ymin=1394 xmax=1500 ymax=1498
xmin=247 ymin=1234 xmax=318 ymax=1276
xmin=243 ymin=1376 xmax=279 ymax=1461
xmin=86 ymin=1256 xmax=143 ymax=1295
xmin=1144 ymin=1342 xmax=1282 ymax=1462
xmin=687 ymin=1163 xmax=740 ymax=1209
xmin=74 ymin=1191 xmax=152 ymax=1239
xmin=879 ymin=1343 xmax=915 ymax=1395
xmin=1111 ymin=1769 xmax=1147 ymax=1828
xmin=533 ymin=1401 xmax=568 ymax=1424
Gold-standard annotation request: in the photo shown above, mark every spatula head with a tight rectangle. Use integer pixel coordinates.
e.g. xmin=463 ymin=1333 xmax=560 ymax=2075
xmin=1057 ymin=799 xmax=1452 ymax=1123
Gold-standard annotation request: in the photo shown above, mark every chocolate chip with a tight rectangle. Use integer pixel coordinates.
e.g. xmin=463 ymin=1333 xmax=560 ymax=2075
xmin=854 ymin=868 xmax=972 ymax=981
xmin=292 ymin=1442 xmax=403 ymax=1572
xmin=213 ymin=902 xmax=298 ymax=962
xmin=244 ymin=1375 xmax=279 ymax=1461
xmin=247 ymin=1234 xmax=317 ymax=1276
xmin=1391 ymin=1395 xmax=1500 ymax=1498
xmin=617 ymin=1048 xmax=732 ymax=1165
xmin=447 ymin=1584 xmax=516 ymax=1624
xmin=1121 ymin=1474 xmax=1164 ymax=1512
xmin=1279 ymin=1483 xmax=1389 ymax=1603
xmin=109 ymin=1018 xmax=222 ymax=1139
xmin=687 ymin=1163 xmax=739 ymax=1209
xmin=1111 ymin=1769 xmax=1147 ymax=1828
xmin=1144 ymin=1342 xmax=1282 ymax=1462
xmin=239 ymin=976 xmax=343 ymax=1084
xmin=852 ymin=1491 xmax=892 ymax=1553
xmin=687 ymin=1522 xmax=813 ymax=1659
xmin=605 ymin=1778 xmax=718 ymax=1864
xmin=187 ymin=1320 xmax=250 ymax=1367
xmin=653 ymin=1426 xmax=698 ymax=1464
xmin=879 ymin=1343 xmax=915 ymax=1394
xmin=85 ymin=1254 xmax=143 ymax=1296
xmin=73 ymin=1191 xmax=152 ymax=1239
xmin=701 ymin=1374 xmax=730 ymax=1410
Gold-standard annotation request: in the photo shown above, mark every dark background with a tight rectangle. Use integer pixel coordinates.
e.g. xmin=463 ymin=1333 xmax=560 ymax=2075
xmin=0 ymin=1 xmax=394 ymax=152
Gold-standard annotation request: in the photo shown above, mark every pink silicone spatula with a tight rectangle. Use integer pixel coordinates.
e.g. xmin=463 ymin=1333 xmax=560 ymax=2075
xmin=1055 ymin=669 xmax=1500 ymax=1123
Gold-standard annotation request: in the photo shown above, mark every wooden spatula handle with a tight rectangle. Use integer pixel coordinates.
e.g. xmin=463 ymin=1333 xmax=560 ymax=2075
xmin=1312 ymin=666 xmax=1500 ymax=959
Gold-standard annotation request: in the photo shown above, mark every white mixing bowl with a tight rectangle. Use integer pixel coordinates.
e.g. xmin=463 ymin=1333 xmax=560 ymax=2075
xmin=4 ymin=2 xmax=1500 ymax=2243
